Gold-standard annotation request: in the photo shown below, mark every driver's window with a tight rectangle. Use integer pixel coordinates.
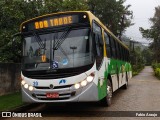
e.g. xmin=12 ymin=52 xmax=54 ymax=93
xmin=93 ymin=22 xmax=104 ymax=70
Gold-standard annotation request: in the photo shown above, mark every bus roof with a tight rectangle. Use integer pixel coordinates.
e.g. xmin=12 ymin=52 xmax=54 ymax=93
xmin=20 ymin=11 xmax=129 ymax=50
xmin=86 ymin=11 xmax=129 ymax=50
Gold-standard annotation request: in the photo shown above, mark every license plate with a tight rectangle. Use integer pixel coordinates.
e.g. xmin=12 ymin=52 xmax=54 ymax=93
xmin=46 ymin=93 xmax=59 ymax=98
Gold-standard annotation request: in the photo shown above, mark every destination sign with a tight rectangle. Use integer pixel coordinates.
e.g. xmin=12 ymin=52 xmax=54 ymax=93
xmin=21 ymin=13 xmax=89 ymax=32
xmin=34 ymin=16 xmax=73 ymax=29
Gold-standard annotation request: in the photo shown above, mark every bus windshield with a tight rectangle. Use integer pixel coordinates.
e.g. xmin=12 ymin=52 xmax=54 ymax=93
xmin=22 ymin=28 xmax=93 ymax=70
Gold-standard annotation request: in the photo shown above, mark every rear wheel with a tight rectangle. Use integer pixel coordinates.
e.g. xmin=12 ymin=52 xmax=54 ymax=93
xmin=100 ymin=79 xmax=112 ymax=106
xmin=122 ymin=72 xmax=128 ymax=89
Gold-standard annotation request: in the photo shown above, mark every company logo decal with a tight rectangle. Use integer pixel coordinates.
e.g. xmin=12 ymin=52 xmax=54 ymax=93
xmin=59 ymin=79 xmax=66 ymax=84
xmin=52 ymin=61 xmax=58 ymax=69
xmin=62 ymin=58 xmax=68 ymax=65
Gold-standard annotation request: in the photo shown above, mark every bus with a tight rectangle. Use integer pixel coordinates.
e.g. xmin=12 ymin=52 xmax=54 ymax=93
xmin=16 ymin=11 xmax=132 ymax=106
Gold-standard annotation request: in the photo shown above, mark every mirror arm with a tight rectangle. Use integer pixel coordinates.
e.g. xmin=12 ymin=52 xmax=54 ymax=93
xmin=12 ymin=32 xmax=22 ymax=56
xmin=12 ymin=32 xmax=22 ymax=42
xmin=12 ymin=32 xmax=21 ymax=37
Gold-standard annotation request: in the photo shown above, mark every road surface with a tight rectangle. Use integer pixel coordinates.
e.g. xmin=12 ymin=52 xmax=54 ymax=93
xmin=4 ymin=66 xmax=160 ymax=120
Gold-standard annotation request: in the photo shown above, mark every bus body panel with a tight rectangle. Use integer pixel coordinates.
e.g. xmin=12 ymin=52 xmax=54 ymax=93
xmin=22 ymin=82 xmax=99 ymax=103
xmin=104 ymin=58 xmax=132 ymax=92
xmin=97 ymin=57 xmax=107 ymax=100
xmin=19 ymin=11 xmax=132 ymax=103
xmin=21 ymin=63 xmax=99 ymax=102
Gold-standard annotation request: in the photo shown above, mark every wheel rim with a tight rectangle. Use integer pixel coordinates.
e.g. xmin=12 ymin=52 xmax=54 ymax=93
xmin=126 ymin=74 xmax=128 ymax=85
xmin=107 ymin=84 xmax=112 ymax=102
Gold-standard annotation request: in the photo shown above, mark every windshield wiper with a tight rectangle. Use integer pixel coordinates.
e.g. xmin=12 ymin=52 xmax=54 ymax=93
xmin=54 ymin=27 xmax=71 ymax=50
xmin=33 ymin=32 xmax=46 ymax=49
xmin=52 ymin=33 xmax=57 ymax=61
xmin=52 ymin=27 xmax=71 ymax=61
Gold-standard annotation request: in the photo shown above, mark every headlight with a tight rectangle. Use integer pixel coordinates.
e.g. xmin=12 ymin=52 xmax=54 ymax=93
xmin=29 ymin=86 xmax=34 ymax=91
xmin=74 ymin=83 xmax=80 ymax=89
xmin=24 ymin=84 xmax=29 ymax=89
xmin=81 ymin=80 xmax=87 ymax=86
xmin=21 ymin=80 xmax=25 ymax=85
xmin=73 ymin=72 xmax=95 ymax=88
xmin=21 ymin=79 xmax=34 ymax=91
xmin=86 ymin=76 xmax=94 ymax=82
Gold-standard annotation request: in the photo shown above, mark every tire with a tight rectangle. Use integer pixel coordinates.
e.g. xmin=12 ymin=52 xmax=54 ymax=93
xmin=122 ymin=72 xmax=128 ymax=89
xmin=100 ymin=79 xmax=113 ymax=107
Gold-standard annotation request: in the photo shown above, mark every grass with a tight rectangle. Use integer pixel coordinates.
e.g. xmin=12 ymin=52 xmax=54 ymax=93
xmin=133 ymin=71 xmax=138 ymax=76
xmin=132 ymin=65 xmax=144 ymax=76
xmin=0 ymin=92 xmax=24 ymax=111
xmin=152 ymin=63 xmax=160 ymax=80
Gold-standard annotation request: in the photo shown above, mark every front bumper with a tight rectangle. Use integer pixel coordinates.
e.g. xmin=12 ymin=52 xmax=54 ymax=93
xmin=22 ymin=82 xmax=98 ymax=103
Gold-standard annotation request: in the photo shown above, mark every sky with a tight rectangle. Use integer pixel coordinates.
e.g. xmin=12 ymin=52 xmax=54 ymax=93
xmin=124 ymin=0 xmax=160 ymax=45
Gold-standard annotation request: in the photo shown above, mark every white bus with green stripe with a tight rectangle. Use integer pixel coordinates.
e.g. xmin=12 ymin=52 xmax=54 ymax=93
xmin=17 ymin=11 xmax=132 ymax=106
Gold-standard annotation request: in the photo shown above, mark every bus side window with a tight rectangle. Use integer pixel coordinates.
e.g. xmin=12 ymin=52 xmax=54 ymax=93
xmin=123 ymin=48 xmax=126 ymax=61
xmin=119 ymin=45 xmax=122 ymax=60
xmin=93 ymin=22 xmax=104 ymax=70
xmin=115 ymin=41 xmax=119 ymax=59
xmin=128 ymin=51 xmax=130 ymax=62
xmin=110 ymin=37 xmax=116 ymax=59
xmin=118 ymin=43 xmax=122 ymax=60
xmin=104 ymin=32 xmax=111 ymax=58
xmin=125 ymin=49 xmax=127 ymax=61
xmin=122 ymin=47 xmax=124 ymax=61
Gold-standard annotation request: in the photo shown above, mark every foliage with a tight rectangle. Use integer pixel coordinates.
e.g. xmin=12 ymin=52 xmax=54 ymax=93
xmin=155 ymin=68 xmax=160 ymax=77
xmin=130 ymin=47 xmax=145 ymax=66
xmin=152 ymin=63 xmax=160 ymax=69
xmin=130 ymin=47 xmax=145 ymax=76
xmin=62 ymin=0 xmax=88 ymax=11
xmin=0 ymin=0 xmax=133 ymax=63
xmin=141 ymin=48 xmax=153 ymax=65
xmin=87 ymin=0 xmax=133 ymax=37
xmin=140 ymin=6 xmax=160 ymax=62
xmin=132 ymin=65 xmax=144 ymax=76
xmin=0 ymin=0 xmax=26 ymax=62
xmin=152 ymin=63 xmax=160 ymax=79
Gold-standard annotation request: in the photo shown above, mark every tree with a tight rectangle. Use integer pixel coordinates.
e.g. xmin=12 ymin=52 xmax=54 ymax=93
xmin=0 ymin=0 xmax=26 ymax=62
xmin=38 ymin=0 xmax=88 ymax=14
xmin=0 ymin=0 xmax=133 ymax=62
xmin=140 ymin=6 xmax=160 ymax=62
xmin=142 ymin=48 xmax=153 ymax=65
xmin=87 ymin=0 xmax=133 ymax=38
xmin=130 ymin=46 xmax=145 ymax=75
xmin=62 ymin=0 xmax=88 ymax=11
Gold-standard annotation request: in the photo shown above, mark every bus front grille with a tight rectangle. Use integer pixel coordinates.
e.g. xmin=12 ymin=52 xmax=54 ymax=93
xmin=34 ymin=84 xmax=73 ymax=89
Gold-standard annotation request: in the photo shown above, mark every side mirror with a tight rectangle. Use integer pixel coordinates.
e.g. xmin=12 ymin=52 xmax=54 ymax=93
xmin=12 ymin=32 xmax=21 ymax=43
xmin=12 ymin=32 xmax=22 ymax=45
xmin=12 ymin=32 xmax=22 ymax=55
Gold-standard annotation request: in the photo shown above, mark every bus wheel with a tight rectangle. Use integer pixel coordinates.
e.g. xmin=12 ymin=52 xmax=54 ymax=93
xmin=100 ymin=80 xmax=112 ymax=107
xmin=122 ymin=73 xmax=128 ymax=89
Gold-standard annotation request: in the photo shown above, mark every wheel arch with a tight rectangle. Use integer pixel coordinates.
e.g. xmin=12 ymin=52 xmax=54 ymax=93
xmin=107 ymin=73 xmax=113 ymax=88
xmin=126 ymin=71 xmax=128 ymax=82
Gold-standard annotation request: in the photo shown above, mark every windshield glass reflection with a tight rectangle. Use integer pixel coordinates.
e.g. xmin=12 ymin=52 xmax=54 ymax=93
xmin=22 ymin=28 xmax=93 ymax=70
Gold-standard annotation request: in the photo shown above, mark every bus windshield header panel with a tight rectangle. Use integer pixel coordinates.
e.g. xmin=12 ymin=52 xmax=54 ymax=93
xmin=21 ymin=13 xmax=90 ymax=32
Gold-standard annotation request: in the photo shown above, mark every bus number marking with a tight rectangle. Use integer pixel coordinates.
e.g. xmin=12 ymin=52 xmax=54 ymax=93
xmin=33 ymin=81 xmax=38 ymax=87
